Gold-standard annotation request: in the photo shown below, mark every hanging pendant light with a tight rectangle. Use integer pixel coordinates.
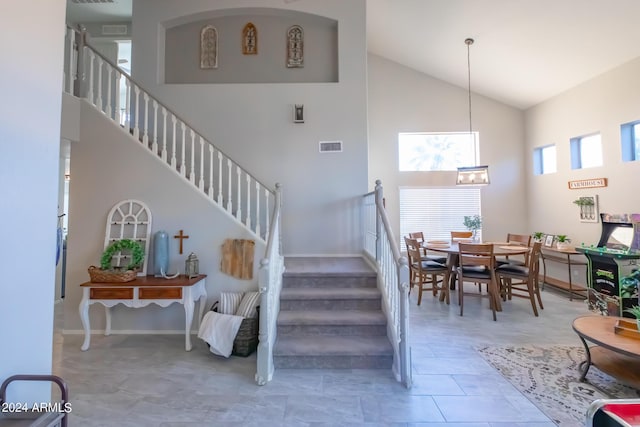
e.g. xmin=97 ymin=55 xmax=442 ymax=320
xmin=457 ymin=37 xmax=490 ymax=186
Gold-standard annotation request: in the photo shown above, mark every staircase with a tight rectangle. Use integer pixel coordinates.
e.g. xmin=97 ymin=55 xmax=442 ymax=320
xmin=274 ymin=257 xmax=393 ymax=369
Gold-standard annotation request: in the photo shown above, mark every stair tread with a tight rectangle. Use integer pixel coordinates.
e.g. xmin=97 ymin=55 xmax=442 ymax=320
xmin=284 ymin=257 xmax=376 ymax=277
xmin=274 ymin=335 xmax=393 ymax=356
xmin=280 ymin=287 xmax=381 ymax=300
xmin=278 ymin=310 xmax=387 ymax=325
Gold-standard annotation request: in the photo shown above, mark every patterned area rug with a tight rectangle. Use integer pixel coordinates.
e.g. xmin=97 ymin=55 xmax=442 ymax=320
xmin=476 ymin=345 xmax=639 ymax=427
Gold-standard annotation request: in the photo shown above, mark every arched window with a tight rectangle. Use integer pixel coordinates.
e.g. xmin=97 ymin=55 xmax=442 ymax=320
xmin=200 ymin=25 xmax=218 ymax=69
xmin=286 ymin=25 xmax=303 ymax=68
xmin=242 ymin=22 xmax=257 ymax=55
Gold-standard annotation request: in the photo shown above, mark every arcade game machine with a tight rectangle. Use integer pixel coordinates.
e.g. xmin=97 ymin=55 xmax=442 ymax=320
xmin=576 ymin=213 xmax=640 ymax=317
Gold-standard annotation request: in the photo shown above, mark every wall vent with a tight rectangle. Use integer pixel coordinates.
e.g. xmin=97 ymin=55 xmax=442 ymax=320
xmin=71 ymin=0 xmax=115 ymax=3
xmin=319 ymin=141 xmax=343 ymax=153
xmin=102 ymin=24 xmax=128 ymax=36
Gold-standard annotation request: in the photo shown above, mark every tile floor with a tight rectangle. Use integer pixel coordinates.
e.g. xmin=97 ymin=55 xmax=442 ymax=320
xmin=53 ymin=282 xmax=591 ymax=426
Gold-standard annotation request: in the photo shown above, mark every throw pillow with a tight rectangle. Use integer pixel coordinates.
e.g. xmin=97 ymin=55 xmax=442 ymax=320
xmin=235 ymin=291 xmax=260 ymax=318
xmin=219 ymin=292 xmax=244 ymax=315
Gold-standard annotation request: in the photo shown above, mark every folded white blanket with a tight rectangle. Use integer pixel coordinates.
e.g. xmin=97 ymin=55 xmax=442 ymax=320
xmin=197 ymin=311 xmax=244 ymax=357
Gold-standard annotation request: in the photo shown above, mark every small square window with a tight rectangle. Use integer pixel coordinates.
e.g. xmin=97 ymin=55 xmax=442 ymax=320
xmin=620 ymin=121 xmax=640 ymax=162
xmin=533 ymin=144 xmax=556 ymax=175
xmin=570 ymin=133 xmax=602 ymax=169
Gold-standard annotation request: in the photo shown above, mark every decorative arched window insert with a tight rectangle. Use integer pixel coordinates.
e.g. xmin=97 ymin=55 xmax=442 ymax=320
xmin=242 ymin=22 xmax=257 ymax=55
xmin=200 ymin=25 xmax=218 ymax=69
xmin=286 ymin=25 xmax=304 ymax=68
xmin=104 ymin=199 xmax=152 ymax=276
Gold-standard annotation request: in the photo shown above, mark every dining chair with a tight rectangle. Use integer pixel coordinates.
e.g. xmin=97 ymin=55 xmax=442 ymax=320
xmin=456 ymin=243 xmax=499 ymax=321
xmin=495 ymin=241 xmax=543 ymax=316
xmin=407 ymin=232 xmax=447 ymax=264
xmin=496 ymin=233 xmax=532 ymax=266
xmin=405 ymin=237 xmax=450 ymax=305
xmin=450 ymin=231 xmax=473 ymax=240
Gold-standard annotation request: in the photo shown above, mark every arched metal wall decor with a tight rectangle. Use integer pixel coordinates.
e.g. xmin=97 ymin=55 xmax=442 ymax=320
xmin=242 ymin=22 xmax=257 ymax=55
xmin=200 ymin=25 xmax=218 ymax=69
xmin=286 ymin=25 xmax=303 ymax=68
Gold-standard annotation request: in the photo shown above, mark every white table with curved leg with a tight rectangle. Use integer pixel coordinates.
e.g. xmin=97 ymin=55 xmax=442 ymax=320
xmin=79 ymin=274 xmax=207 ymax=351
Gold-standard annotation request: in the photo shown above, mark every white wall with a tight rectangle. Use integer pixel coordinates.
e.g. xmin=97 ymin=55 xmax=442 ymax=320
xmin=63 ymin=101 xmax=265 ymax=333
xmin=367 ymin=54 xmax=528 ymax=243
xmin=525 ymin=57 xmax=640 ymax=246
xmin=131 ymin=0 xmax=368 ymax=256
xmin=0 ymin=0 xmax=65 ymax=402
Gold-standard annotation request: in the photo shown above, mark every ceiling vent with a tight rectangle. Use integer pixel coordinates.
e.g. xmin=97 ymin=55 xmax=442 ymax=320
xmin=319 ymin=141 xmax=343 ymax=153
xmin=102 ymin=24 xmax=128 ymax=36
xmin=71 ymin=0 xmax=115 ymax=3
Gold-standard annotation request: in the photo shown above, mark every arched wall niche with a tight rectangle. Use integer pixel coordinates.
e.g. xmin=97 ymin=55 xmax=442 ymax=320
xmin=163 ymin=7 xmax=338 ymax=83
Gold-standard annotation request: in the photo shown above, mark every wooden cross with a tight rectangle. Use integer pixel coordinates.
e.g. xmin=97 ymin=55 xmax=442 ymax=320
xmin=174 ymin=229 xmax=189 ymax=254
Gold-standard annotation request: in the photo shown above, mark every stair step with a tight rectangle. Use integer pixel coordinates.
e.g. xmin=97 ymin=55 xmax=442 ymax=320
xmin=280 ymin=287 xmax=381 ymax=310
xmin=273 ymin=336 xmax=393 ymax=369
xmin=277 ymin=309 xmax=387 ymax=336
xmin=278 ymin=310 xmax=386 ymax=326
xmin=283 ymin=257 xmax=377 ymax=288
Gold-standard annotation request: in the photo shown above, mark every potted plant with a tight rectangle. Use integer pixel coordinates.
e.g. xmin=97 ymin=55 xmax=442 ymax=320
xmin=532 ymin=231 xmax=544 ymax=242
xmin=572 ymin=197 xmax=595 ymax=206
xmin=463 ymin=215 xmax=482 ymax=242
xmin=624 ymin=305 xmax=640 ymax=330
xmin=88 ymin=238 xmax=145 ymax=282
xmin=555 ymin=235 xmax=572 ymax=251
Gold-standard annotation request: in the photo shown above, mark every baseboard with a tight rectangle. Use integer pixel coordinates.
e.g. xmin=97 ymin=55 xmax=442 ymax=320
xmin=62 ymin=329 xmax=194 ymax=335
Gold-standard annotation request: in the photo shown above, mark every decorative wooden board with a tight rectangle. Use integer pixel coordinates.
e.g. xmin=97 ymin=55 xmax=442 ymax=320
xmin=614 ymin=319 xmax=640 ymax=340
xmin=220 ymin=239 xmax=255 ymax=280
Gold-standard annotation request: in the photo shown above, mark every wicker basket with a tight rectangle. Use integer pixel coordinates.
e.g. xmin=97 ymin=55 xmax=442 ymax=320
xmin=88 ymin=266 xmax=137 ymax=283
xmin=212 ymin=302 xmax=259 ymax=357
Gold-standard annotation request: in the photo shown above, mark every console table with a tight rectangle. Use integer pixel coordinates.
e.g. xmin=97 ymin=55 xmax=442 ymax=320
xmin=540 ymin=246 xmax=588 ymax=300
xmin=79 ymin=274 xmax=207 ymax=351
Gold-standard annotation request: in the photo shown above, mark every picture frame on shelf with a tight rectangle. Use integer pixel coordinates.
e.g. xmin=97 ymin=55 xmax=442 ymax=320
xmin=544 ymin=234 xmax=555 ymax=247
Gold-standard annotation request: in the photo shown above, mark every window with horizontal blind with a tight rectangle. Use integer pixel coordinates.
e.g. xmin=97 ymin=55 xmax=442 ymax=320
xmin=399 ymin=187 xmax=482 ymax=251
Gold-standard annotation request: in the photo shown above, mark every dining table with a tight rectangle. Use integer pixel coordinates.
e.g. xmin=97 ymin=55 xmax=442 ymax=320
xmin=421 ymin=240 xmax=530 ymax=308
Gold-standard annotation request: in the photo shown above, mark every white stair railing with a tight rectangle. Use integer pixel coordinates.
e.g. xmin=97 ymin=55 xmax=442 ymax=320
xmin=256 ymin=184 xmax=284 ymax=385
xmin=362 ymin=180 xmax=412 ymax=388
xmin=63 ymin=26 xmax=274 ymax=242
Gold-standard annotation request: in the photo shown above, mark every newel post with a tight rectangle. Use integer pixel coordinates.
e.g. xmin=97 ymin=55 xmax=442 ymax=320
xmin=374 ymin=180 xmax=383 ymax=261
xmin=74 ymin=25 xmax=88 ymax=98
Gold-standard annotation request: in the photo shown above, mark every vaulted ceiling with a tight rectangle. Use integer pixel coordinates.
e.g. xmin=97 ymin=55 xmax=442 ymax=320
xmin=67 ymin=0 xmax=640 ymax=110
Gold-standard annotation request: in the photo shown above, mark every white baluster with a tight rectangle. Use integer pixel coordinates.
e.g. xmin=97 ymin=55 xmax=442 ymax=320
xmin=171 ymin=115 xmax=177 ymax=169
xmin=142 ymin=93 xmax=149 ymax=145
xmin=264 ymin=188 xmax=270 ymax=238
xmin=133 ymin=85 xmax=140 ymax=139
xmin=189 ymin=130 xmax=195 ymax=184
xmin=236 ymin=167 xmax=242 ymax=221
xmin=113 ymin=71 xmax=121 ymax=125
xmin=180 ymin=123 xmax=186 ymax=177
xmin=106 ymin=66 xmax=112 ymax=119
xmin=227 ymin=159 xmax=232 ymax=213
xmin=245 ymin=175 xmax=251 ymax=228
xmin=161 ymin=107 xmax=168 ymax=162
xmin=255 ymin=182 xmax=261 ymax=237
xmin=217 ymin=152 xmax=223 ymax=205
xmin=87 ymin=50 xmax=95 ymax=104
xmin=199 ymin=136 xmax=205 ymax=191
xmin=152 ymin=100 xmax=158 ymax=154
xmin=208 ymin=146 xmax=214 ymax=198
xmin=96 ymin=57 xmax=103 ymax=111
xmin=124 ymin=79 xmax=131 ymax=129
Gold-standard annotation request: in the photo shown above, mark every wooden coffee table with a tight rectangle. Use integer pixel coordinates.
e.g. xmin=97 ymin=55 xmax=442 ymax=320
xmin=572 ymin=315 xmax=640 ymax=389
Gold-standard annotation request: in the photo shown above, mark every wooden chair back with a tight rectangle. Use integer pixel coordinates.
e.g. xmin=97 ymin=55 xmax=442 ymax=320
xmin=458 ymin=243 xmax=494 ymax=268
xmin=451 ymin=231 xmax=473 ymax=240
